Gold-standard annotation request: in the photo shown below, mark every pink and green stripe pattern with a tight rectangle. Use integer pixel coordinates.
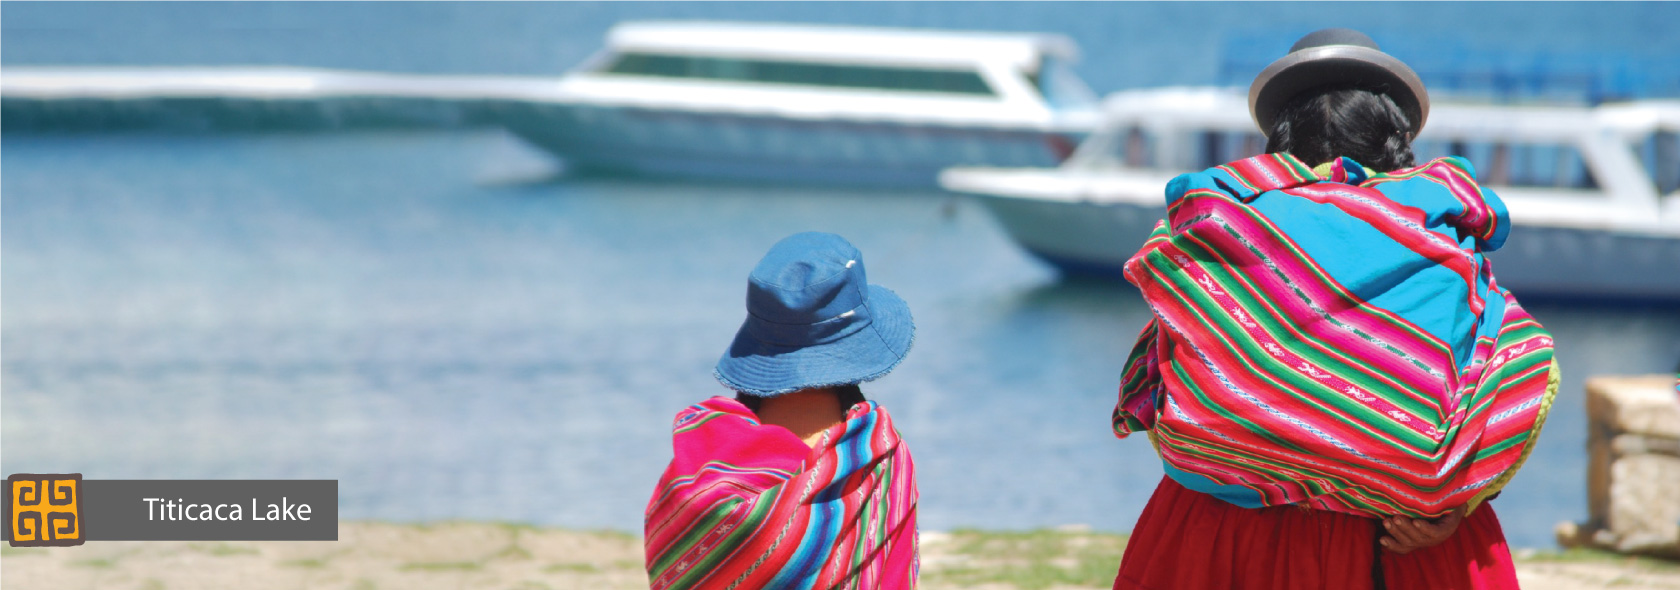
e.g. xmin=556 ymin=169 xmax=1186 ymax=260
xmin=1116 ymin=153 xmax=1558 ymax=519
xmin=645 ymin=397 xmax=918 ymax=589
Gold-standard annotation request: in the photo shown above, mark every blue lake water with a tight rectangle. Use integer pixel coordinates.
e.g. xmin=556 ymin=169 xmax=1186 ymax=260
xmin=6 ymin=2 xmax=1680 ymax=98
xmin=7 ymin=130 xmax=1680 ymax=550
xmin=5 ymin=2 xmax=1680 ymax=550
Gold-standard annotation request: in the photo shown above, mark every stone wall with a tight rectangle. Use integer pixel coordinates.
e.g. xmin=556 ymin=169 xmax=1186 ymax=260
xmin=1556 ymin=375 xmax=1680 ymax=558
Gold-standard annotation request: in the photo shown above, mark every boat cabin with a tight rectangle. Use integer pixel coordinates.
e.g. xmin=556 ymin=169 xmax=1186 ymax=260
xmin=1067 ymin=88 xmax=1680 ymax=232
xmin=578 ymin=21 xmax=1096 ymax=110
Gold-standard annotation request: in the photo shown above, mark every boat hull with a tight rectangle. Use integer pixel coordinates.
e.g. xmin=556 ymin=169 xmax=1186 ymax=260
xmin=493 ymin=102 xmax=1079 ymax=187
xmin=972 ymin=194 xmax=1680 ymax=301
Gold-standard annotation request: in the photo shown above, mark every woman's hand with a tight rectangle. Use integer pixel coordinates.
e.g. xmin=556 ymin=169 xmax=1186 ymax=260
xmin=1380 ymin=506 xmax=1465 ymax=554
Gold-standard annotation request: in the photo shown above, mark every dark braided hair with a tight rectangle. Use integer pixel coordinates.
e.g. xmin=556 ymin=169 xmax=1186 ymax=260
xmin=736 ymin=384 xmax=866 ymax=414
xmin=1264 ymin=86 xmax=1416 ymax=173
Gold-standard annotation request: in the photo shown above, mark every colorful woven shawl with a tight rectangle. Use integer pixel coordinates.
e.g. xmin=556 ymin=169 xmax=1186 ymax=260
xmin=645 ymin=397 xmax=918 ymax=590
xmin=1114 ymin=153 xmax=1559 ymax=519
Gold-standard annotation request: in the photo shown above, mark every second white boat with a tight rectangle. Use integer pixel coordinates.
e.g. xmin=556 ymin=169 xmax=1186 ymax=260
xmin=941 ymin=87 xmax=1680 ymax=300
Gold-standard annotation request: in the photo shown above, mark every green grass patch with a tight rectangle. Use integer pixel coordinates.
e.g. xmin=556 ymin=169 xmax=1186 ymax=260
xmin=922 ymin=529 xmax=1129 ymax=590
xmin=1517 ymin=548 xmax=1680 ymax=571
xmin=493 ymin=521 xmax=540 ymax=533
xmin=69 ymin=557 xmax=117 ymax=569
xmin=280 ymin=557 xmax=330 ymax=569
xmin=492 ymin=544 xmax=534 ymax=560
xmin=587 ymin=529 xmax=638 ymax=543
xmin=544 ymin=562 xmax=601 ymax=574
xmin=1 ymin=545 xmax=48 ymax=557
xmin=398 ymin=561 xmax=483 ymax=572
xmin=189 ymin=542 xmax=259 ymax=557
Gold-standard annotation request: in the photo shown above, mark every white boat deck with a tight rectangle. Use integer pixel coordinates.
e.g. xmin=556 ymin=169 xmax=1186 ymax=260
xmin=946 ymin=88 xmax=1680 ymax=236
xmin=1 ymin=64 xmax=1096 ymax=131
xmin=1 ymin=66 xmax=567 ymax=101
xmin=940 ymin=87 xmax=1680 ymax=298
xmin=2 ymin=21 xmax=1106 ymax=188
xmin=604 ymin=20 xmax=1078 ymax=70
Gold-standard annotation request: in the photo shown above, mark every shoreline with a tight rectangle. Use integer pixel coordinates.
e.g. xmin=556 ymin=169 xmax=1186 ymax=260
xmin=4 ymin=521 xmax=1676 ymax=590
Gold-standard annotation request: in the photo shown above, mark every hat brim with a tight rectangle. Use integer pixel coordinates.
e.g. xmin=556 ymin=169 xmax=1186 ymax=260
xmin=714 ymin=284 xmax=915 ymax=397
xmin=1249 ymin=45 xmax=1428 ymax=137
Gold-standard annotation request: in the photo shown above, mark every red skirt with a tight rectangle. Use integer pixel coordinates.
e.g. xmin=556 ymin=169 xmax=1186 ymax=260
xmin=1114 ymin=476 xmax=1520 ymax=590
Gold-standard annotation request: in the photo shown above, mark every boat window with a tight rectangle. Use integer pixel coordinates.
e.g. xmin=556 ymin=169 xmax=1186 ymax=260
xmin=1032 ymin=57 xmax=1098 ymax=110
xmin=1087 ymin=126 xmax=1159 ymax=169
xmin=1413 ymin=139 xmax=1600 ymax=190
xmin=1637 ymin=131 xmax=1680 ymax=194
xmin=1195 ymin=131 xmax=1269 ymax=169
xmin=1078 ymin=127 xmax=1265 ymax=170
xmin=600 ymin=52 xmax=996 ymax=96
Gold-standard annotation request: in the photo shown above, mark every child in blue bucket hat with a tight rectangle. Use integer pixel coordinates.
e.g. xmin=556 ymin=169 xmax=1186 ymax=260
xmin=716 ymin=231 xmax=914 ymax=408
xmin=644 ymin=232 xmax=920 ymax=589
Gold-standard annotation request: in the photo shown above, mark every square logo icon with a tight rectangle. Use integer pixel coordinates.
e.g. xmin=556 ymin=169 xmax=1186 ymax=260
xmin=6 ymin=474 xmax=84 ymax=547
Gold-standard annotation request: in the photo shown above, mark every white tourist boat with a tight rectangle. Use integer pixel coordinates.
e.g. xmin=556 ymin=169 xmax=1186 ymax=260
xmin=2 ymin=21 xmax=1102 ymax=187
xmin=940 ymin=87 xmax=1680 ymax=300
xmin=493 ymin=21 xmax=1101 ymax=186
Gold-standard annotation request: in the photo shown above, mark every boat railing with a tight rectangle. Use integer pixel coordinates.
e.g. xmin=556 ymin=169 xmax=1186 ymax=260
xmin=1032 ymin=56 xmax=1099 ymax=112
xmin=576 ymin=22 xmax=1096 ymax=118
xmin=1063 ymin=89 xmax=1679 ymax=225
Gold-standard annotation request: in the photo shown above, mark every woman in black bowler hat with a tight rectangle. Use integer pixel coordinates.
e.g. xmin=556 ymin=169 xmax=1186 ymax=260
xmin=1109 ymin=29 xmax=1541 ymax=590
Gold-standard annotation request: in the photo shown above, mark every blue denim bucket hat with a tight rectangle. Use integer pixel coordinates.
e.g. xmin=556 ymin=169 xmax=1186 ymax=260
xmin=715 ymin=232 xmax=915 ymax=397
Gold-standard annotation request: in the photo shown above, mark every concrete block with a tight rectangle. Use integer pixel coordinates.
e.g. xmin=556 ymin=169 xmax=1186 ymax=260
xmin=1606 ymin=453 xmax=1680 ymax=552
xmin=1612 ymin=433 xmax=1680 ymax=457
xmin=1558 ymin=374 xmax=1680 ymax=559
xmin=1585 ymin=375 xmax=1680 ymax=439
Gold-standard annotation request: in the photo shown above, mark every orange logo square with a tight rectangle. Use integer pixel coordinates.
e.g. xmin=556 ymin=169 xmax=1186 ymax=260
xmin=7 ymin=474 xmax=83 ymax=547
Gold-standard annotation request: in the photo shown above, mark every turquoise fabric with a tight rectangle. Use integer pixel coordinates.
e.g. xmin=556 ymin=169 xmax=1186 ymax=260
xmin=1163 ymin=462 xmax=1265 ymax=508
xmin=1165 ymin=156 xmax=1511 ymax=374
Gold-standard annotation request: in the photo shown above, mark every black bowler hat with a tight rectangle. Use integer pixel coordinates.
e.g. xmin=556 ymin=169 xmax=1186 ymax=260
xmin=1249 ymin=28 xmax=1428 ymax=137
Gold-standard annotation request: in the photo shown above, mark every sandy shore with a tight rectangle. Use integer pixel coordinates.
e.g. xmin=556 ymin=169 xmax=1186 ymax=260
xmin=4 ymin=522 xmax=1677 ymax=589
